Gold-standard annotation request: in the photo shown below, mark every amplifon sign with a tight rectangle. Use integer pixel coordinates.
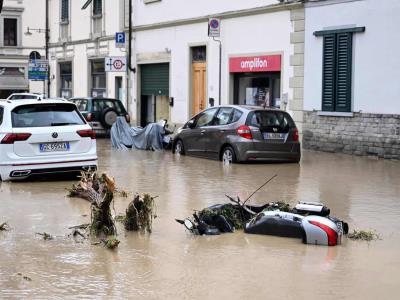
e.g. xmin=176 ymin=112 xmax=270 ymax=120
xmin=229 ymin=55 xmax=281 ymax=73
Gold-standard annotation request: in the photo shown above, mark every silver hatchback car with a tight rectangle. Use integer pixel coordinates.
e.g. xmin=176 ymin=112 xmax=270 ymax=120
xmin=172 ymin=105 xmax=301 ymax=163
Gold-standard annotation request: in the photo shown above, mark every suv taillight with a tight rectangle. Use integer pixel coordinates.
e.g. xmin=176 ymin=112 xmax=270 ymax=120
xmin=1 ymin=133 xmax=32 ymax=144
xmin=293 ymin=128 xmax=299 ymax=142
xmin=77 ymin=129 xmax=96 ymax=139
xmin=308 ymin=220 xmax=338 ymax=246
xmin=125 ymin=114 xmax=131 ymax=123
xmin=237 ymin=125 xmax=253 ymax=140
xmin=85 ymin=113 xmax=93 ymax=122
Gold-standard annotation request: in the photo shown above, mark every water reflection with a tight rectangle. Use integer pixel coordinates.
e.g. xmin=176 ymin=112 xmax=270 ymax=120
xmin=0 ymin=140 xmax=399 ymax=299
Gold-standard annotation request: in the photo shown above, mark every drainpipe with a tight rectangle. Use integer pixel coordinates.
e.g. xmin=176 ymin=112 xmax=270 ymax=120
xmin=128 ymin=0 xmax=135 ymax=73
xmin=46 ymin=0 xmax=50 ymax=97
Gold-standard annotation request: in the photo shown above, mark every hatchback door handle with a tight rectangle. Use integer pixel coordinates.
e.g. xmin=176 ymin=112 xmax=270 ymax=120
xmin=201 ymin=130 xmax=206 ymax=134
xmin=220 ymin=130 xmax=226 ymax=133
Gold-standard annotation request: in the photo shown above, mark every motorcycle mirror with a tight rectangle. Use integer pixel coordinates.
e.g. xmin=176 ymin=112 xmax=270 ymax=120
xmin=184 ymin=219 xmax=194 ymax=231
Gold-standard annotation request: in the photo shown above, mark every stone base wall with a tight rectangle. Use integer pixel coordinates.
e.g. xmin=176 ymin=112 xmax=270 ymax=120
xmin=303 ymin=111 xmax=400 ymax=160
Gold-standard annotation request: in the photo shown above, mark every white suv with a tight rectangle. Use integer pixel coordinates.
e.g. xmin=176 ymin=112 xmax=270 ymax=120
xmin=7 ymin=93 xmax=45 ymax=100
xmin=0 ymin=99 xmax=97 ymax=181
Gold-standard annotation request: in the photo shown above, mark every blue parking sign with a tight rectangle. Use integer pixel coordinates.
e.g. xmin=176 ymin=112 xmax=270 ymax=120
xmin=115 ymin=32 xmax=125 ymax=48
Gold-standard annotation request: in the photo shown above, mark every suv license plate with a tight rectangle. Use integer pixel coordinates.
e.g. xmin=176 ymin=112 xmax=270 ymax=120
xmin=40 ymin=142 xmax=70 ymax=152
xmin=263 ymin=133 xmax=286 ymax=140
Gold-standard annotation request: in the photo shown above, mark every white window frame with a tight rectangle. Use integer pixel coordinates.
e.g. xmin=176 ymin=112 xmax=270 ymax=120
xmin=0 ymin=9 xmax=23 ymax=48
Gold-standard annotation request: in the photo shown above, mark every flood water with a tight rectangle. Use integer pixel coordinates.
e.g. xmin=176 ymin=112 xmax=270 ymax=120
xmin=1 ymin=139 xmax=400 ymax=299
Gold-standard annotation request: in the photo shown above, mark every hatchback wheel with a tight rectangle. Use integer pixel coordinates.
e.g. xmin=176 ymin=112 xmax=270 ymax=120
xmin=174 ymin=140 xmax=185 ymax=155
xmin=222 ymin=146 xmax=236 ymax=164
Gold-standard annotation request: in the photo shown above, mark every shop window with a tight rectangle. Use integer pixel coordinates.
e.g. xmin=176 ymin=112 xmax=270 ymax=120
xmin=61 ymin=0 xmax=69 ymax=23
xmin=91 ymin=60 xmax=106 ymax=98
xmin=234 ymin=73 xmax=281 ymax=108
xmin=4 ymin=18 xmax=17 ymax=46
xmin=321 ymin=33 xmax=352 ymax=112
xmin=59 ymin=62 xmax=72 ymax=98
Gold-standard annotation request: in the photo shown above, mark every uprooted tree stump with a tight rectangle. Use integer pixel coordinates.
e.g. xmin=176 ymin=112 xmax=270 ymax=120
xmin=125 ymin=193 xmax=156 ymax=233
xmin=68 ymin=171 xmax=117 ymax=237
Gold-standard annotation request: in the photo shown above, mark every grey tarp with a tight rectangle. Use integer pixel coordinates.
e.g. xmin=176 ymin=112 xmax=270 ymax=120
xmin=111 ymin=117 xmax=165 ymax=150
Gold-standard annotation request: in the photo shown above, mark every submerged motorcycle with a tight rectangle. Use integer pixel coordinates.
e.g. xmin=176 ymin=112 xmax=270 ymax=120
xmin=111 ymin=117 xmax=175 ymax=150
xmin=177 ymin=197 xmax=348 ymax=246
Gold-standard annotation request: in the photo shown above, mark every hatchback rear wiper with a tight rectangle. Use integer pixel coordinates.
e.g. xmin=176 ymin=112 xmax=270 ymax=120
xmin=51 ymin=122 xmax=79 ymax=126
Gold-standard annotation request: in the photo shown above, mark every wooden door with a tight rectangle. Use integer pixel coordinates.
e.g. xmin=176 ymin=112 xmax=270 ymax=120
xmin=192 ymin=62 xmax=206 ymax=116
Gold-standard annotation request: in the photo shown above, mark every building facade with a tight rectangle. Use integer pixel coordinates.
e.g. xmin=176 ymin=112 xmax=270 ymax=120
xmin=0 ymin=0 xmax=46 ymax=98
xmin=48 ymin=0 xmax=129 ymax=106
xmin=129 ymin=0 xmax=305 ymax=127
xmin=303 ymin=0 xmax=400 ymax=159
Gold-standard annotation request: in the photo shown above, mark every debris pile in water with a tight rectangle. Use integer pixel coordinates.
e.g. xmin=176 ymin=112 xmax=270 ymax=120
xmin=68 ymin=170 xmax=117 ymax=237
xmin=36 ymin=232 xmax=53 ymax=240
xmin=124 ymin=193 xmax=157 ymax=233
xmin=103 ymin=237 xmax=120 ymax=249
xmin=0 ymin=222 xmax=10 ymax=231
xmin=348 ymin=230 xmax=379 ymax=241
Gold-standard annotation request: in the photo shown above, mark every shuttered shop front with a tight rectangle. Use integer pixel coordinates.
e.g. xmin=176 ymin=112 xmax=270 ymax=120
xmin=140 ymin=63 xmax=169 ymax=96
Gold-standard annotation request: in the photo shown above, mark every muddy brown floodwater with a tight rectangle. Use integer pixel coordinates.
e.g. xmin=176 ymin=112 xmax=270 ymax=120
xmin=1 ymin=139 xmax=400 ymax=299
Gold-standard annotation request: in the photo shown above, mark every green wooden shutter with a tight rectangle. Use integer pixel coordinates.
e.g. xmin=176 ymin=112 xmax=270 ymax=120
xmin=335 ymin=33 xmax=352 ymax=112
xmin=322 ymin=34 xmax=336 ymax=111
xmin=141 ymin=63 xmax=170 ymax=96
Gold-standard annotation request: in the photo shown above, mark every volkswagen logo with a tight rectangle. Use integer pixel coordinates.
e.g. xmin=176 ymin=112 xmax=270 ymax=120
xmin=52 ymin=132 xmax=58 ymax=139
xmin=273 ymin=128 xmax=278 ymax=133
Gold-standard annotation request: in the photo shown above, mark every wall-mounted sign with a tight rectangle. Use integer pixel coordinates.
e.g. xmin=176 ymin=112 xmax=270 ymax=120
xmin=229 ymin=55 xmax=281 ymax=73
xmin=105 ymin=56 xmax=127 ymax=72
xmin=28 ymin=59 xmax=49 ymax=80
xmin=115 ymin=32 xmax=126 ymax=48
xmin=208 ymin=18 xmax=220 ymax=37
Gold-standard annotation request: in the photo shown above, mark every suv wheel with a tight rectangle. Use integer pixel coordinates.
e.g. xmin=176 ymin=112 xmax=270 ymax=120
xmin=101 ymin=108 xmax=118 ymax=128
xmin=222 ymin=146 xmax=236 ymax=164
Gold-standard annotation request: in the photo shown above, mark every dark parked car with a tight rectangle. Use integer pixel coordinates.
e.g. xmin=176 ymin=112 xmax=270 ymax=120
xmin=69 ymin=97 xmax=130 ymax=135
xmin=172 ymin=105 xmax=300 ymax=163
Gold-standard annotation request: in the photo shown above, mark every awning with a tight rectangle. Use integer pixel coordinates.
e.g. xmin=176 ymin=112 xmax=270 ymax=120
xmin=0 ymin=75 xmax=29 ymax=89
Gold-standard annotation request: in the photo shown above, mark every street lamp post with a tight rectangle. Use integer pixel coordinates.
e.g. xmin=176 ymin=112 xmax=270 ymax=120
xmin=24 ymin=26 xmax=50 ymax=97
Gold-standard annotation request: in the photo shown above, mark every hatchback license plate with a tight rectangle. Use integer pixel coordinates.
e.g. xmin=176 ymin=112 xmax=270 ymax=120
xmin=263 ymin=132 xmax=286 ymax=140
xmin=40 ymin=142 xmax=70 ymax=152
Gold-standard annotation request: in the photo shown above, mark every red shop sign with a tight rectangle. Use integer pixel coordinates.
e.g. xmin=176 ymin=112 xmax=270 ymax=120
xmin=229 ymin=55 xmax=281 ymax=73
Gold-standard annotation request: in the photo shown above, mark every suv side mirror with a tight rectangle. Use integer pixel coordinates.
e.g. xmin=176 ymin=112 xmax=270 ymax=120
xmin=187 ymin=119 xmax=196 ymax=129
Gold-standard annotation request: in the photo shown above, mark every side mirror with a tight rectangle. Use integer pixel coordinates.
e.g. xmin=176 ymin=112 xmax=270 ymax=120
xmin=187 ymin=119 xmax=195 ymax=129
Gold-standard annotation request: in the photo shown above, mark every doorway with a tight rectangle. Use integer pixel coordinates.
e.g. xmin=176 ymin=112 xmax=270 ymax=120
xmin=115 ymin=76 xmax=123 ymax=101
xmin=140 ymin=63 xmax=170 ymax=126
xmin=191 ymin=46 xmax=207 ymax=116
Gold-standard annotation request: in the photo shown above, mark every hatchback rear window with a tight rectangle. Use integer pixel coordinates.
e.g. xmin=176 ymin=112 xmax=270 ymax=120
xmin=247 ymin=111 xmax=295 ymax=130
xmin=12 ymin=104 xmax=86 ymax=128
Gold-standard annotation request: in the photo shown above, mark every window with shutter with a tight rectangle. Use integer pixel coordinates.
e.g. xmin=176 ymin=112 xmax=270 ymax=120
xmin=316 ymin=27 xmax=365 ymax=112
xmin=322 ymin=33 xmax=352 ymax=112
xmin=93 ymin=0 xmax=102 ymax=16
xmin=61 ymin=0 xmax=69 ymax=22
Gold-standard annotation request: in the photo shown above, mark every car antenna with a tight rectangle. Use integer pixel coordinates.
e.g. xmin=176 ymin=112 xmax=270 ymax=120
xmin=242 ymin=174 xmax=278 ymax=206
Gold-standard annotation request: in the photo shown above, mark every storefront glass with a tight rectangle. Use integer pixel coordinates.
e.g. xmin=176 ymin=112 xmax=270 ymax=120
xmin=233 ymin=72 xmax=281 ymax=108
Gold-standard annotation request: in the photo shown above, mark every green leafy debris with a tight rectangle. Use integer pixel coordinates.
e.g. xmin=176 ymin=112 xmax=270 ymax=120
xmin=348 ymin=230 xmax=379 ymax=242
